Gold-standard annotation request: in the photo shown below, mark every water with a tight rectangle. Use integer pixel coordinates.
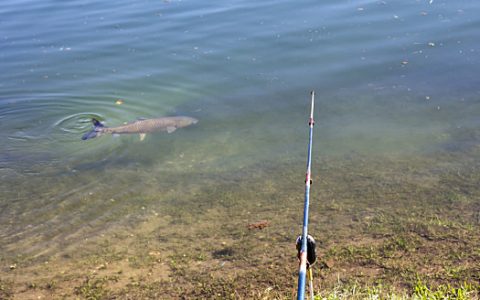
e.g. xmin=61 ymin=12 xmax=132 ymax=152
xmin=1 ymin=0 xmax=479 ymax=259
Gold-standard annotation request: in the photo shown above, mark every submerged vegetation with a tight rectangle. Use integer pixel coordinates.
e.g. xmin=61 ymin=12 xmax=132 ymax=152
xmin=1 ymin=145 xmax=479 ymax=299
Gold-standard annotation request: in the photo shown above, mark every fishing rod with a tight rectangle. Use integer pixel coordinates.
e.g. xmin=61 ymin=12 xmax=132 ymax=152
xmin=296 ymin=91 xmax=317 ymax=300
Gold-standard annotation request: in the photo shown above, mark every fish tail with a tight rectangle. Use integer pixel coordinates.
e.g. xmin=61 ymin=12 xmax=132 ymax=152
xmin=82 ymin=118 xmax=105 ymax=140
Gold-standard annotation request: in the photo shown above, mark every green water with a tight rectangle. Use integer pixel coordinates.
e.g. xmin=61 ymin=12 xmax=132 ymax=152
xmin=1 ymin=0 xmax=480 ymax=258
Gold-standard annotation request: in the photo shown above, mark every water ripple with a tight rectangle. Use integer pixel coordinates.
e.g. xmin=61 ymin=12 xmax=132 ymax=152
xmin=53 ymin=112 xmax=104 ymax=134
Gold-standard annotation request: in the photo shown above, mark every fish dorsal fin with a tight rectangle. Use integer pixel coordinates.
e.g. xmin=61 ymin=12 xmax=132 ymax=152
xmin=139 ymin=133 xmax=146 ymax=141
xmin=166 ymin=126 xmax=176 ymax=133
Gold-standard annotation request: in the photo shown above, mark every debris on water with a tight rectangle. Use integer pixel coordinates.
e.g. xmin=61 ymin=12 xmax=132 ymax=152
xmin=401 ymin=60 xmax=409 ymax=65
xmin=247 ymin=220 xmax=270 ymax=230
xmin=115 ymin=99 xmax=124 ymax=105
xmin=428 ymin=42 xmax=435 ymax=47
xmin=425 ymin=96 xmax=431 ymax=100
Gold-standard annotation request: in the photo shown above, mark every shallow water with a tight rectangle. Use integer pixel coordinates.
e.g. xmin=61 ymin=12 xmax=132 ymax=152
xmin=1 ymin=0 xmax=480 ymax=258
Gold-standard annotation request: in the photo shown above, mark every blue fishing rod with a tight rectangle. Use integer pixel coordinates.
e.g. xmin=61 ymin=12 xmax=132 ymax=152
xmin=296 ymin=91 xmax=317 ymax=300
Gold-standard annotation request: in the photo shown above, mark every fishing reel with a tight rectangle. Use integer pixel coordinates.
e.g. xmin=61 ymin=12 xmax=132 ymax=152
xmin=296 ymin=234 xmax=317 ymax=268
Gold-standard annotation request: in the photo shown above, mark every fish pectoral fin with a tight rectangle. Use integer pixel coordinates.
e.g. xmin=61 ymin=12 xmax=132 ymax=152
xmin=139 ymin=133 xmax=146 ymax=141
xmin=166 ymin=126 xmax=176 ymax=133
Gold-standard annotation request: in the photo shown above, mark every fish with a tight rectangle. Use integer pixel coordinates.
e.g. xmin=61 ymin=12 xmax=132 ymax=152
xmin=82 ymin=116 xmax=198 ymax=141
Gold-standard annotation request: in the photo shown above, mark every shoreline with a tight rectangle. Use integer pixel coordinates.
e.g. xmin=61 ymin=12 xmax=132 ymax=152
xmin=1 ymin=149 xmax=479 ymax=299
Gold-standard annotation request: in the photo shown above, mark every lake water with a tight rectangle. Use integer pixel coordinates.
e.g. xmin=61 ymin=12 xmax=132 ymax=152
xmin=1 ymin=0 xmax=479 ymax=260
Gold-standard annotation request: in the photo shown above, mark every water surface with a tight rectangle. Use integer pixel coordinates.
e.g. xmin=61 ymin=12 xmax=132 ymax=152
xmin=1 ymin=0 xmax=479 ymax=258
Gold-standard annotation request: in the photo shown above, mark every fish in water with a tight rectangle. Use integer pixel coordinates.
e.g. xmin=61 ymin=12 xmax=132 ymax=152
xmin=82 ymin=116 xmax=198 ymax=141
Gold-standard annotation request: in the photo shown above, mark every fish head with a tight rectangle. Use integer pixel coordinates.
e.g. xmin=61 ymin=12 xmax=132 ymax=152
xmin=178 ymin=116 xmax=198 ymax=127
xmin=190 ymin=117 xmax=199 ymax=125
